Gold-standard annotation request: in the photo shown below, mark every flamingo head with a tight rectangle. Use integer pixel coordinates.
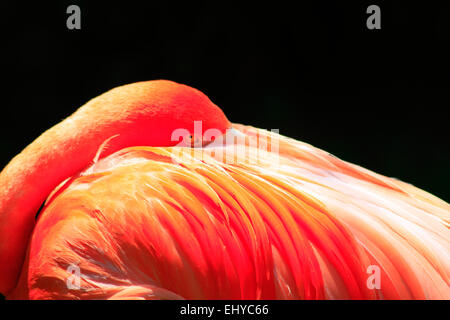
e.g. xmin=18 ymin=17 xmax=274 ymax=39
xmin=90 ymin=80 xmax=231 ymax=148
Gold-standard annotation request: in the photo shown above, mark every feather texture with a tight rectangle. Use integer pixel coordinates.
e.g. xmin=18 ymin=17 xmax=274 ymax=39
xmin=8 ymin=125 xmax=449 ymax=299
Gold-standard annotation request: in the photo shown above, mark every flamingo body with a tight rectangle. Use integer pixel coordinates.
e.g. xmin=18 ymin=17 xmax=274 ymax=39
xmin=1 ymin=81 xmax=449 ymax=299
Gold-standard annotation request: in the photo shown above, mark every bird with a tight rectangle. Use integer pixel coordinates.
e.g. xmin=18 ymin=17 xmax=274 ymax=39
xmin=0 ymin=80 xmax=448 ymax=300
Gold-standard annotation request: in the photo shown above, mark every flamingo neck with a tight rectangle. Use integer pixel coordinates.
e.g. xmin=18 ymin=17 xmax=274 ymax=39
xmin=0 ymin=112 xmax=102 ymax=294
xmin=0 ymin=80 xmax=230 ymax=295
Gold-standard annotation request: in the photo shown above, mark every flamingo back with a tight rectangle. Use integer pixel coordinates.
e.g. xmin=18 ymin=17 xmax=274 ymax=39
xmin=8 ymin=125 xmax=450 ymax=300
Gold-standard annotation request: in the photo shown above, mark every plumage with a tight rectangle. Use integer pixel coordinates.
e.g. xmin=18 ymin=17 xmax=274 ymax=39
xmin=1 ymin=81 xmax=449 ymax=299
xmin=7 ymin=124 xmax=450 ymax=299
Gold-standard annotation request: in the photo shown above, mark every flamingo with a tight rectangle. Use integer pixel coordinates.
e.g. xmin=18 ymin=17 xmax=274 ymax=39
xmin=0 ymin=80 xmax=448 ymax=300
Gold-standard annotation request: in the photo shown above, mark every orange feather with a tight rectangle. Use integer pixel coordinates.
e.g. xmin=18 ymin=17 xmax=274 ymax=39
xmin=1 ymin=81 xmax=449 ymax=299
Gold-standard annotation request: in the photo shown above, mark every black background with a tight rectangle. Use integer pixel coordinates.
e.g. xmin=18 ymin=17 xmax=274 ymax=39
xmin=2 ymin=1 xmax=449 ymax=201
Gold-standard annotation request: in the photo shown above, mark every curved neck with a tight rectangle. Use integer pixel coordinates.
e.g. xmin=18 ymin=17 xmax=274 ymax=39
xmin=0 ymin=80 xmax=230 ymax=295
xmin=0 ymin=112 xmax=104 ymax=294
xmin=0 ymin=107 xmax=152 ymax=293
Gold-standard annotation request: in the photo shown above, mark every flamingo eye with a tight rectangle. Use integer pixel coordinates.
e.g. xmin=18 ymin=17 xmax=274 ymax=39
xmin=187 ymin=134 xmax=197 ymax=147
